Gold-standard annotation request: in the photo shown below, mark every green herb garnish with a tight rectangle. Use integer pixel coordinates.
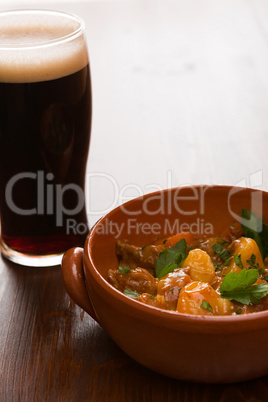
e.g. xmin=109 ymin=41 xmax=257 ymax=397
xmin=155 ymin=239 xmax=188 ymax=279
xmin=246 ymin=254 xmax=259 ymax=268
xmin=118 ymin=266 xmax=131 ymax=274
xmin=200 ymin=300 xmax=213 ymax=313
xmin=220 ymin=269 xmax=268 ymax=305
xmin=233 ymin=254 xmax=243 ymax=269
xmin=212 ymin=243 xmax=231 ymax=262
xmin=241 ymin=209 xmax=268 ymax=259
xmin=123 ymin=288 xmax=140 ymax=299
xmin=236 ymin=309 xmax=242 ymax=315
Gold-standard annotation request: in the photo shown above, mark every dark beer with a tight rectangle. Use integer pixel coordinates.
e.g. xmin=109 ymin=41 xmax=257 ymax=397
xmin=0 ymin=11 xmax=91 ymax=265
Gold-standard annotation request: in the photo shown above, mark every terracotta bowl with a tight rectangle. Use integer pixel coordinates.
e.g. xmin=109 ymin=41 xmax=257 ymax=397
xmin=61 ymin=185 xmax=268 ymax=383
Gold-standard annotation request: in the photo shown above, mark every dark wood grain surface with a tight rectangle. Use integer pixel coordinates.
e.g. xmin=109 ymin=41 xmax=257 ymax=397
xmin=2 ymin=256 xmax=268 ymax=402
xmin=1 ymin=0 xmax=268 ymax=400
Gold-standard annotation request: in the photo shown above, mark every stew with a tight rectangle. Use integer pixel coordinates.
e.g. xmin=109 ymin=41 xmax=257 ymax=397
xmin=108 ymin=209 xmax=268 ymax=315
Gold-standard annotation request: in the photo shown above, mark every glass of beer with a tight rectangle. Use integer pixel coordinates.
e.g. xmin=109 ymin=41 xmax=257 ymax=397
xmin=0 ymin=10 xmax=92 ymax=266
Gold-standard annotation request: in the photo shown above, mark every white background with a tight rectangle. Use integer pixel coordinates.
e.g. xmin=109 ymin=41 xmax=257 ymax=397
xmin=1 ymin=0 xmax=268 ymax=228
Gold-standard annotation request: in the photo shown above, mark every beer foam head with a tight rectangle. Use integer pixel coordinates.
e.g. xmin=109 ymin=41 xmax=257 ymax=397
xmin=0 ymin=10 xmax=88 ymax=83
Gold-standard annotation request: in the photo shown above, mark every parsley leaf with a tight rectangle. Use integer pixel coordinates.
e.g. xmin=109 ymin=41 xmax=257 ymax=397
xmin=233 ymin=254 xmax=243 ymax=269
xmin=155 ymin=239 xmax=187 ymax=279
xmin=241 ymin=209 xmax=268 ymax=259
xmin=200 ymin=300 xmax=213 ymax=313
xmin=119 ymin=266 xmax=131 ymax=274
xmin=220 ymin=269 xmax=268 ymax=305
xmin=246 ymin=254 xmax=259 ymax=268
xmin=221 ymin=269 xmax=258 ymax=292
xmin=212 ymin=243 xmax=231 ymax=262
xmin=123 ymin=288 xmax=140 ymax=299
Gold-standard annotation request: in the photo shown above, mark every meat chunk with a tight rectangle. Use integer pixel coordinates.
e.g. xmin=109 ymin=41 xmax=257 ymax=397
xmin=157 ymin=269 xmax=192 ymax=309
xmin=116 ymin=239 xmax=165 ymax=274
xmin=108 ymin=267 xmax=157 ymax=295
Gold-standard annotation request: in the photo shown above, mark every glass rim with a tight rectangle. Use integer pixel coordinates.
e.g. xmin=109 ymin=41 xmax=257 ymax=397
xmin=0 ymin=9 xmax=85 ymax=50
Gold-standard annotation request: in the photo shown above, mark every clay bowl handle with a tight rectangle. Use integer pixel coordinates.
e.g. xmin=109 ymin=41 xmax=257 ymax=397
xmin=61 ymin=247 xmax=99 ymax=323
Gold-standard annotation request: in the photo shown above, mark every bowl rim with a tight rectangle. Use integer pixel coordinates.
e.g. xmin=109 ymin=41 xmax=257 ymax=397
xmin=85 ymin=184 xmax=268 ymax=326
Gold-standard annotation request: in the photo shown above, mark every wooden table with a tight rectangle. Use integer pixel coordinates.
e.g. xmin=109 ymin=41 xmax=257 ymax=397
xmin=1 ymin=0 xmax=268 ymax=400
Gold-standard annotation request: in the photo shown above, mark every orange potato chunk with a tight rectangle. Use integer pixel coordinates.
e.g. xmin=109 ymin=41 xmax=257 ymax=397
xmin=182 ymin=249 xmax=215 ymax=283
xmin=231 ymin=237 xmax=264 ymax=268
xmin=176 ymin=281 xmax=235 ymax=316
xmin=155 ymin=232 xmax=193 ymax=248
xmin=222 ymin=237 xmax=264 ymax=276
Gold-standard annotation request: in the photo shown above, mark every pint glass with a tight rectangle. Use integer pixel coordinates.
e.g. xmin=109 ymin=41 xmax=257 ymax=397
xmin=0 ymin=10 xmax=91 ymax=266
